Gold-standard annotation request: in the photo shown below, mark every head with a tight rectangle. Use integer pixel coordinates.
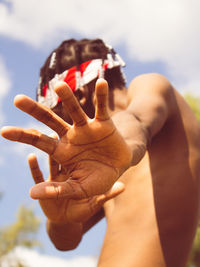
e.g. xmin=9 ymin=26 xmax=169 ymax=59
xmin=37 ymin=38 xmax=126 ymax=122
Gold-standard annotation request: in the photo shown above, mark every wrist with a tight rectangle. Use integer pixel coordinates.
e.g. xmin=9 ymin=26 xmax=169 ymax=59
xmin=129 ymin=141 xmax=147 ymax=165
xmin=46 ymin=219 xmax=83 ymax=251
xmin=47 ymin=219 xmax=82 ymax=230
xmin=112 ymin=110 xmax=148 ymax=168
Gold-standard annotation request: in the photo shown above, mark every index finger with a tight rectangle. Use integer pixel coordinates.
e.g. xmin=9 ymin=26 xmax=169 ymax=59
xmin=49 ymin=156 xmax=59 ymax=180
xmin=14 ymin=95 xmax=69 ymax=137
xmin=28 ymin=153 xmax=44 ymax=184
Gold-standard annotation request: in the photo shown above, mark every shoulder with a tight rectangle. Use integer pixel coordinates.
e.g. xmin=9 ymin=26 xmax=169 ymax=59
xmin=128 ymin=73 xmax=172 ymax=93
xmin=127 ymin=73 xmax=175 ymax=108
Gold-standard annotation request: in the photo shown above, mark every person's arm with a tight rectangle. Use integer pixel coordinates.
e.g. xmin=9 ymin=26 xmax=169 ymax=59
xmin=1 ymin=80 xmax=131 ymax=200
xmin=112 ymin=73 xmax=174 ymax=165
xmin=27 ymin=153 xmax=124 ymax=251
xmin=46 ymin=220 xmax=83 ymax=251
xmin=46 ymin=207 xmax=105 ymax=250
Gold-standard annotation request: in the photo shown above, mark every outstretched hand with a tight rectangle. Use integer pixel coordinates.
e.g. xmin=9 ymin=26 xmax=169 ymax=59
xmin=1 ymin=79 xmax=132 ymax=199
xmin=28 ymin=152 xmax=124 ymax=223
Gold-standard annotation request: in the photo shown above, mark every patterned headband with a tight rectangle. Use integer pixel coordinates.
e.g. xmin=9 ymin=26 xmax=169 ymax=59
xmin=37 ymin=47 xmax=126 ymax=109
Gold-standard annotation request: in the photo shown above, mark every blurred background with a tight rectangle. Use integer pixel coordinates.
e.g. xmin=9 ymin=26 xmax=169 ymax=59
xmin=0 ymin=0 xmax=200 ymax=266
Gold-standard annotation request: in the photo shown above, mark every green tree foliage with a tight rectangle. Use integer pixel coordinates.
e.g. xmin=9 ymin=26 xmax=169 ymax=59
xmin=184 ymin=94 xmax=200 ymax=123
xmin=187 ymin=222 xmax=200 ymax=267
xmin=0 ymin=205 xmax=41 ymax=266
xmin=185 ymin=93 xmax=200 ymax=266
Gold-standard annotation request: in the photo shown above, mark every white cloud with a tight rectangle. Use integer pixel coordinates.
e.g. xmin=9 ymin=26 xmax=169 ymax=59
xmin=0 ymin=57 xmax=11 ymax=124
xmin=1 ymin=246 xmax=97 ymax=267
xmin=0 ymin=0 xmax=200 ymax=95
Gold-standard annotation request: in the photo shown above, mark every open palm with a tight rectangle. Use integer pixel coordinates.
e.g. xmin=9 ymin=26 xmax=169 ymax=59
xmin=28 ymin=153 xmax=124 ymax=223
xmin=1 ymin=79 xmax=132 ymax=200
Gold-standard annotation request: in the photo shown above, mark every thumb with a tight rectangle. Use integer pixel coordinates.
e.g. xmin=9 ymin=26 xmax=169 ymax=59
xmin=66 ymin=181 xmax=125 ymax=223
xmin=95 ymin=181 xmax=125 ymax=205
xmin=82 ymin=181 xmax=125 ymax=220
xmin=29 ymin=180 xmax=88 ymax=200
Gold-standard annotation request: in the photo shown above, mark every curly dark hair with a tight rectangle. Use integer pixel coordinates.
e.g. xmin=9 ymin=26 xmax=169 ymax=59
xmin=37 ymin=38 xmax=126 ymax=99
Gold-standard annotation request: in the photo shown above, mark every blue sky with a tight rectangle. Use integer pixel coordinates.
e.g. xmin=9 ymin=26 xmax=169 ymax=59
xmin=0 ymin=0 xmax=200 ymax=265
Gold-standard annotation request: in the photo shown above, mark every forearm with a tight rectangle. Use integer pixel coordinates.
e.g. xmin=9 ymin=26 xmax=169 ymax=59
xmin=46 ymin=220 xmax=83 ymax=251
xmin=112 ymin=109 xmax=150 ymax=166
xmin=82 ymin=207 xmax=105 ymax=234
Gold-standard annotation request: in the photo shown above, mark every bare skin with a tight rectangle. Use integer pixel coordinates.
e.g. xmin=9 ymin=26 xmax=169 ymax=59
xmin=99 ymin=74 xmax=200 ymax=267
xmin=27 ymin=150 xmax=124 ymax=250
xmin=1 ymin=80 xmax=132 ymax=199
xmin=1 ymin=74 xmax=200 ymax=266
xmin=28 ymin=151 xmax=125 ymax=224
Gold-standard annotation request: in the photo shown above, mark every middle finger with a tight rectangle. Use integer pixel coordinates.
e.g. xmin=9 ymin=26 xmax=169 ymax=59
xmin=1 ymin=126 xmax=58 ymax=155
xmin=14 ymin=94 xmax=69 ymax=137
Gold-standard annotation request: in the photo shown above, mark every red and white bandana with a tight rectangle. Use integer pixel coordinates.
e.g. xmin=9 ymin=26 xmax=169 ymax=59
xmin=37 ymin=54 xmax=125 ymax=109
